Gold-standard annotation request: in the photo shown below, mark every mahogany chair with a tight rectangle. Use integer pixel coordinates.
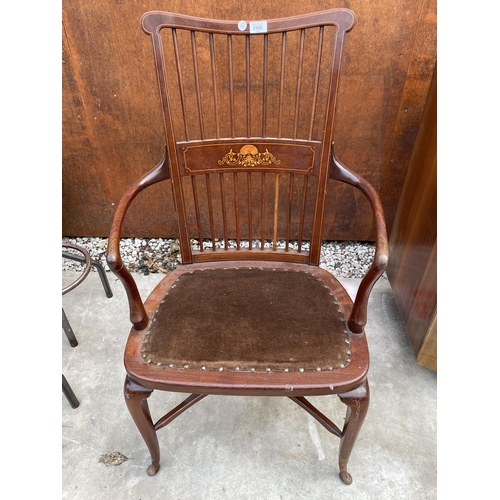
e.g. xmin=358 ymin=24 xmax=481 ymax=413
xmin=107 ymin=8 xmax=388 ymax=485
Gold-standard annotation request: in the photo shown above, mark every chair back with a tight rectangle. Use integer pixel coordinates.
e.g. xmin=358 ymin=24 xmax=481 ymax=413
xmin=141 ymin=9 xmax=355 ymax=265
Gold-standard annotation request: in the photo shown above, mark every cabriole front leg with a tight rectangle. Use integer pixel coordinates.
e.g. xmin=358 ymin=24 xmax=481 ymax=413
xmin=337 ymin=379 xmax=370 ymax=485
xmin=124 ymin=376 xmax=160 ymax=476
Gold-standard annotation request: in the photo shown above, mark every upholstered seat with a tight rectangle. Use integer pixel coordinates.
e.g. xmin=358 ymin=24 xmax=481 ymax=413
xmin=123 ymin=260 xmax=370 ymax=400
xmin=143 ymin=266 xmax=351 ymax=372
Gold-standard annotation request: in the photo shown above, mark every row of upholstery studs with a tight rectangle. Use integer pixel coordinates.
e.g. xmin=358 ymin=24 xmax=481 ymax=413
xmin=144 ymin=267 xmax=351 ymax=371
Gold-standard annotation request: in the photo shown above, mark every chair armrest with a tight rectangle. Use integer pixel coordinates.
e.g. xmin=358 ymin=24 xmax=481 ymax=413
xmin=329 ymin=145 xmax=389 ymax=333
xmin=106 ymin=148 xmax=170 ymax=330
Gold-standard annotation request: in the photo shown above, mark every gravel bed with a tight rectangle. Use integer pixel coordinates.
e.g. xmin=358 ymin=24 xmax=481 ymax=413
xmin=62 ymin=237 xmax=380 ymax=279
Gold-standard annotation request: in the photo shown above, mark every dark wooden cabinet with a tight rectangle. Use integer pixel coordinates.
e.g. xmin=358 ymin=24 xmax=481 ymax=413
xmin=386 ymin=64 xmax=437 ymax=372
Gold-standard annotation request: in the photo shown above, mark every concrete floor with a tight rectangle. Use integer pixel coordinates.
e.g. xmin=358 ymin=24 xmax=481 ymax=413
xmin=62 ymin=269 xmax=437 ymax=499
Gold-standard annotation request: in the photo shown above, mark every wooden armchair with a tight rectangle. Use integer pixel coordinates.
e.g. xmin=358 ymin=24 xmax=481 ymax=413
xmin=107 ymin=8 xmax=388 ymax=485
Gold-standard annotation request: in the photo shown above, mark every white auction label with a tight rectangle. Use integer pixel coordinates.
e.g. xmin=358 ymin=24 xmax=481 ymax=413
xmin=250 ymin=20 xmax=268 ymax=34
xmin=238 ymin=20 xmax=247 ymax=31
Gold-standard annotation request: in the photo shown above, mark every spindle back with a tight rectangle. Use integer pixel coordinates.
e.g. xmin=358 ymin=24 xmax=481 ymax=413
xmin=141 ymin=9 xmax=355 ymax=264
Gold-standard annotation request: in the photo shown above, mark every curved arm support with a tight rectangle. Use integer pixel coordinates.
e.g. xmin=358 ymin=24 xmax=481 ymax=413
xmin=106 ymin=148 xmax=170 ymax=330
xmin=329 ymin=145 xmax=389 ymax=333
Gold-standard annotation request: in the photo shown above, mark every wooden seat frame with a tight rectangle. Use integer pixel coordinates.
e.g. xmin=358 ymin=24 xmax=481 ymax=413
xmin=107 ymin=8 xmax=388 ymax=485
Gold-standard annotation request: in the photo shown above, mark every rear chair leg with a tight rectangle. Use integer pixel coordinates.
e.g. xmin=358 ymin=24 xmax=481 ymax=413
xmin=124 ymin=376 xmax=160 ymax=476
xmin=337 ymin=379 xmax=370 ymax=485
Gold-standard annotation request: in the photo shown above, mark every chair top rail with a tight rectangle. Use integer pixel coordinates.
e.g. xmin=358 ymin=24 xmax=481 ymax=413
xmin=141 ymin=9 xmax=355 ymax=36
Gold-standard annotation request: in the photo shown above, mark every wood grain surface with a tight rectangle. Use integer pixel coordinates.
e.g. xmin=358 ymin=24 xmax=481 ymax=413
xmin=387 ymin=63 xmax=436 ymax=371
xmin=62 ymin=0 xmax=437 ymax=239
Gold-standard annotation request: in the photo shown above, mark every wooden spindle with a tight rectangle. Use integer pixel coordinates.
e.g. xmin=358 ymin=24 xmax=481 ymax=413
xmin=246 ymin=35 xmax=251 ymax=137
xmin=233 ymin=172 xmax=240 ymax=250
xmin=209 ymin=33 xmax=220 ymax=139
xmin=298 ymin=175 xmax=309 ymax=253
xmin=262 ymin=34 xmax=268 ymax=137
xmin=273 ymin=174 xmax=280 ymax=251
xmin=191 ymin=30 xmax=204 ymax=140
xmin=278 ymin=33 xmax=286 ymax=139
xmin=261 ymin=172 xmax=266 ymax=250
xmin=206 ymin=174 xmax=216 ymax=251
xmin=228 ymin=35 xmax=235 ymax=138
xmin=191 ymin=175 xmax=204 ymax=251
xmin=309 ymin=26 xmax=324 ymax=141
xmin=293 ymin=30 xmax=305 ymax=139
xmin=247 ymin=172 xmax=253 ymax=249
xmin=172 ymin=29 xmax=189 ymax=141
xmin=286 ymin=173 xmax=294 ymax=251
xmin=220 ymin=173 xmax=228 ymax=249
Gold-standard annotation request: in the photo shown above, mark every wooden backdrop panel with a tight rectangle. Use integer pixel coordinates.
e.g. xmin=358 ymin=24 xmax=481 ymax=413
xmin=62 ymin=0 xmax=437 ymax=239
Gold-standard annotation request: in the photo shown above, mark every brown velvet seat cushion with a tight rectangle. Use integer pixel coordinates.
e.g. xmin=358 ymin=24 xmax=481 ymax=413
xmin=142 ymin=267 xmax=351 ymax=372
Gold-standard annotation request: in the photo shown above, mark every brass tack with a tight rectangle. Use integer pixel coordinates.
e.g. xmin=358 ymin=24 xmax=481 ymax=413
xmin=347 ymin=350 xmax=351 ymax=355
xmin=235 ymin=366 xmax=240 ymax=371
xmin=219 ymin=367 xmax=224 ymax=371
xmin=157 ymin=362 xmax=161 ymax=366
xmin=316 ymin=367 xmax=321 ymax=372
xmin=142 ymin=354 xmax=146 ymax=358
xmin=201 ymin=366 xmax=206 ymax=370
xmin=346 ymin=358 xmax=351 ymax=363
xmin=284 ymin=368 xmax=289 ymax=372
xmin=169 ymin=364 xmax=174 ymax=368
xmin=251 ymin=367 xmax=255 ymax=372
xmin=340 ymin=363 xmax=345 ymax=368
xmin=299 ymin=368 xmax=304 ymax=373
xmin=345 ymin=339 xmax=350 ymax=344
xmin=328 ymin=366 xmax=333 ymax=371
xmin=184 ymin=364 xmax=189 ymax=369
xmin=266 ymin=367 xmax=271 ymax=372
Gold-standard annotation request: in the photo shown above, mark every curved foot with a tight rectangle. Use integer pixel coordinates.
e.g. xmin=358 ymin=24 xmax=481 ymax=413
xmin=147 ymin=463 xmax=160 ymax=476
xmin=339 ymin=469 xmax=353 ymax=485
xmin=338 ymin=380 xmax=369 ymax=486
xmin=124 ymin=377 xmax=160 ymax=476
